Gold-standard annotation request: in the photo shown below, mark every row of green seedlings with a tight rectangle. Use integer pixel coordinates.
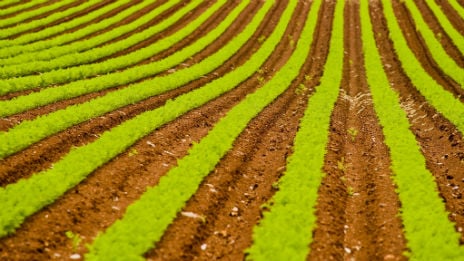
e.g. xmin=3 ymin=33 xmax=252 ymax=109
xmin=86 ymin=0 xmax=319 ymax=258
xmin=362 ymin=1 xmax=464 ymax=259
xmin=0 ymin=0 xmax=176 ymax=59
xmin=449 ymin=0 xmax=464 ymax=18
xmin=0 ymin=0 xmax=199 ymax=78
xmin=423 ymin=0 xmax=464 ymax=54
xmin=0 ymin=0 xmax=205 ymax=95
xmin=0 ymin=0 xmax=49 ymax=17
xmin=382 ymin=0 xmax=464 ymax=133
xmin=0 ymin=0 xmax=246 ymax=117
xmin=0 ymin=0 xmax=23 ymax=9
xmin=0 ymin=0 xmax=251 ymax=157
xmin=400 ymin=0 xmax=463 ymax=86
xmin=246 ymin=0 xmax=342 ymax=259
xmin=0 ymin=0 xmax=97 ymax=39
xmin=0 ymin=0 xmax=135 ymax=54
xmin=0 ymin=0 xmax=278 ymax=240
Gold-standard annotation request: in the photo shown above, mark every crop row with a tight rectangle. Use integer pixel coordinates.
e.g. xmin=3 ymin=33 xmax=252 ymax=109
xmin=401 ymin=0 xmax=463 ymax=86
xmin=363 ymin=1 xmax=464 ymax=259
xmin=0 ymin=0 xmax=199 ymax=78
xmin=0 ymin=0 xmax=49 ymax=17
xmin=381 ymin=0 xmax=463 ymax=133
xmin=0 ymin=0 xmax=246 ymax=118
xmin=0 ymin=0 xmax=98 ymax=39
xmin=0 ymin=0 xmax=135 ymax=56
xmin=0 ymin=0 xmax=274 ymax=238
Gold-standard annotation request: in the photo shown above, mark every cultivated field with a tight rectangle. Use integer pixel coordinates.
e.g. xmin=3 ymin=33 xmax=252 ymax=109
xmin=0 ymin=0 xmax=463 ymax=260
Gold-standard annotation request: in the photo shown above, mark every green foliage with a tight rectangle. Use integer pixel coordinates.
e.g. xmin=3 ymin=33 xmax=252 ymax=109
xmin=65 ymin=231 xmax=82 ymax=252
xmin=347 ymin=127 xmax=358 ymax=141
xmin=401 ymin=0 xmax=464 ymax=87
xmin=0 ymin=0 xmax=136 ymax=55
xmin=0 ymin=0 xmax=96 ymax=39
xmin=0 ymin=0 xmax=275 ymax=245
xmin=362 ymin=1 xmax=464 ymax=259
xmin=0 ymin=0 xmax=196 ymax=79
xmin=381 ymin=0 xmax=463 ymax=134
xmin=246 ymin=0 xmax=343 ymax=260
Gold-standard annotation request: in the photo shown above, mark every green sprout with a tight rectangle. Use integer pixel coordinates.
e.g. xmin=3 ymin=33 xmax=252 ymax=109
xmin=65 ymin=231 xmax=82 ymax=252
xmin=347 ymin=127 xmax=358 ymax=142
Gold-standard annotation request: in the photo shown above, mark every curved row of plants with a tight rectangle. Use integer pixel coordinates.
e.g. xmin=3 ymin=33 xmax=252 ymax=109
xmin=0 ymin=0 xmax=276 ymax=237
xmin=0 ymin=0 xmax=136 ymax=57
xmin=382 ymin=0 xmax=463 ymax=133
xmin=246 ymin=0 xmax=342 ymax=259
xmin=423 ymin=0 xmax=464 ymax=54
xmin=0 ymin=0 xmax=49 ymax=17
xmin=0 ymin=0 xmax=200 ymax=78
xmin=362 ymin=1 xmax=464 ymax=259
xmin=400 ymin=0 xmax=463 ymax=86
xmin=0 ymin=0 xmax=99 ymax=39
xmin=0 ymin=0 xmax=247 ymax=117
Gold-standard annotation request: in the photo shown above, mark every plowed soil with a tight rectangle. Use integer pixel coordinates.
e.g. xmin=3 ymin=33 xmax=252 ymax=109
xmin=0 ymin=0 xmax=463 ymax=260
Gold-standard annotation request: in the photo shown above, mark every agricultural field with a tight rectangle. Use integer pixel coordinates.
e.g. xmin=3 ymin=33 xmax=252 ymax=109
xmin=0 ymin=0 xmax=463 ymax=260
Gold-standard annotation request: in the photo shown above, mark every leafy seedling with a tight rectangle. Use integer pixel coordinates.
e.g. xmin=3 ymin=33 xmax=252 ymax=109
xmin=347 ymin=127 xmax=358 ymax=142
xmin=65 ymin=231 xmax=82 ymax=252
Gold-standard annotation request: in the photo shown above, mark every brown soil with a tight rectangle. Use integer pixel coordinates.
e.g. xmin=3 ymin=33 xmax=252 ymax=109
xmin=308 ymin=1 xmax=407 ymax=260
xmin=391 ymin=0 xmax=464 ymax=98
xmin=371 ymin=0 xmax=464 ymax=243
xmin=413 ymin=0 xmax=464 ymax=67
xmin=1 ymin=0 xmax=464 ymax=260
xmin=144 ymin=0 xmax=331 ymax=259
xmin=434 ymin=0 xmax=464 ymax=34
xmin=0 ymin=0 xmax=264 ymax=184
xmin=0 ymin=0 xmax=61 ymax=21
xmin=0 ymin=1 xmax=296 ymax=259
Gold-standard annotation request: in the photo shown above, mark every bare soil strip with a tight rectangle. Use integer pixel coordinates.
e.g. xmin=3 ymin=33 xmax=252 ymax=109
xmin=434 ymin=0 xmax=464 ymax=34
xmin=392 ymin=0 xmax=464 ymax=97
xmin=413 ymin=0 xmax=464 ymax=67
xmin=0 ymin=0 xmax=248 ymax=129
xmin=308 ymin=1 xmax=407 ymax=260
xmin=143 ymin=1 xmax=333 ymax=260
xmin=371 ymin=0 xmax=464 ymax=243
xmin=0 ymin=0 xmax=262 ymax=186
xmin=0 ymin=0 xmax=61 ymax=21
xmin=0 ymin=2 xmax=291 ymax=259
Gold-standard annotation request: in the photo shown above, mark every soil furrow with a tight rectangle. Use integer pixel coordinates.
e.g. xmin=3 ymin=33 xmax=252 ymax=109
xmin=0 ymin=1 xmax=259 ymax=131
xmin=0 ymin=2 xmax=292 ymax=259
xmin=144 ymin=0 xmax=331 ymax=260
xmin=308 ymin=1 xmax=406 ymax=260
xmin=413 ymin=0 xmax=464 ymax=67
xmin=371 ymin=0 xmax=464 ymax=243
xmin=434 ymin=0 xmax=464 ymax=34
xmin=391 ymin=0 xmax=464 ymax=98
xmin=0 ymin=0 xmax=61 ymax=21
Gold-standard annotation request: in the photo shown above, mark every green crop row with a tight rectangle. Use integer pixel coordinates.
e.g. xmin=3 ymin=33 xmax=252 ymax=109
xmin=424 ymin=0 xmax=464 ymax=54
xmin=0 ymin=0 xmax=53 ymax=20
xmin=0 ymin=0 xmax=23 ymax=9
xmin=0 ymin=0 xmax=135 ymax=57
xmin=0 ymin=0 xmax=246 ymax=116
xmin=0 ymin=0 xmax=277 ymax=242
xmin=246 ymin=0 xmax=342 ymax=260
xmin=362 ymin=1 xmax=464 ymax=259
xmin=0 ymin=0 xmax=198 ymax=79
xmin=86 ymin=0 xmax=317 ymax=258
xmin=382 ymin=0 xmax=464 ymax=133
xmin=402 ymin=0 xmax=463 ymax=87
xmin=449 ymin=0 xmax=464 ymax=18
xmin=0 ymin=0 xmax=98 ymax=39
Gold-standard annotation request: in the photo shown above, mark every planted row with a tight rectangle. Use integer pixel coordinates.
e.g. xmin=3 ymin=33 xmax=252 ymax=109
xmin=0 ymin=0 xmax=200 ymax=78
xmin=362 ymin=1 xmax=464 ymax=259
xmin=246 ymin=0 xmax=342 ymax=259
xmin=0 ymin=0 xmax=247 ymax=117
xmin=0 ymin=0 xmax=134 ymax=57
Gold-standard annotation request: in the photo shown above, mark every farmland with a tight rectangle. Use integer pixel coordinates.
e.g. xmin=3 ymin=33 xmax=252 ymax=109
xmin=0 ymin=0 xmax=463 ymax=260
